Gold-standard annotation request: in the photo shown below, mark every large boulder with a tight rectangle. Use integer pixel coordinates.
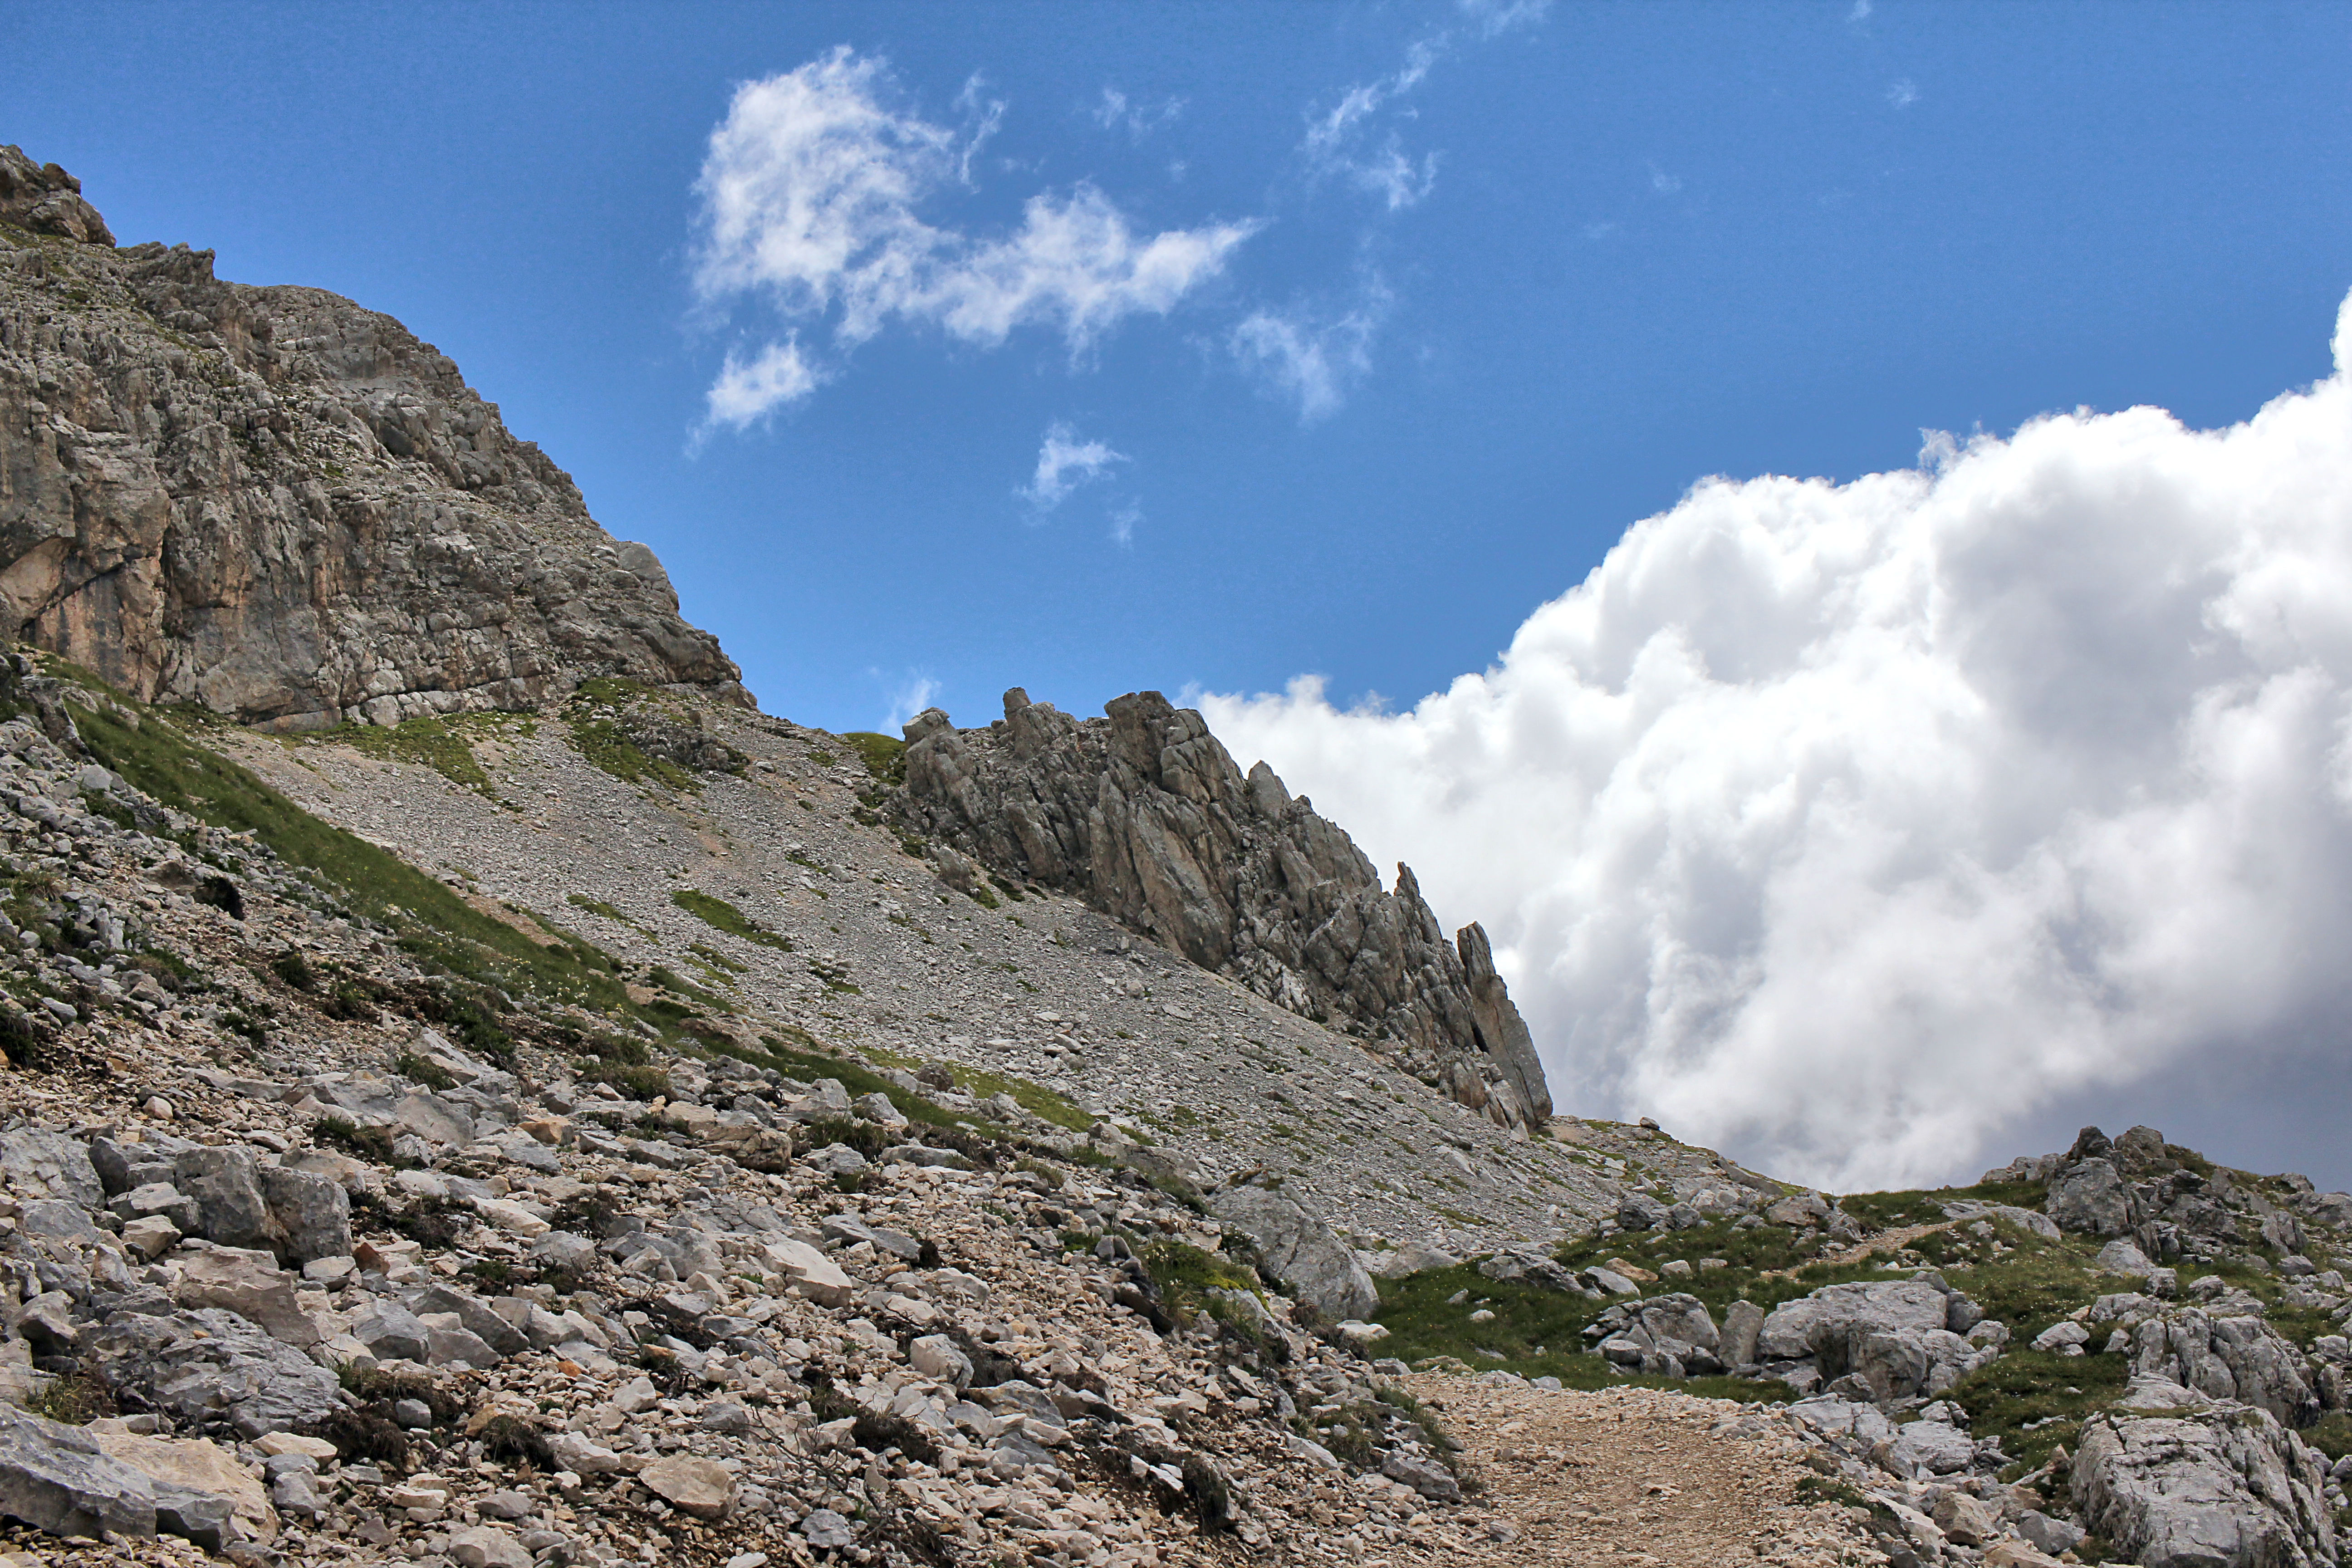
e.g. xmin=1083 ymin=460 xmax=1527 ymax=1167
xmin=0 ymin=1403 xmax=160 ymax=1540
xmin=87 ymin=1309 xmax=344 ymax=1439
xmin=0 ymin=1129 xmax=102 ymax=1208
xmin=2072 ymin=1408 xmax=2338 ymax=1568
xmin=258 ymin=1166 xmax=352 ymax=1265
xmin=168 ymin=1245 xmax=319 ymax=1348
xmin=2045 ymin=1157 xmax=2142 ymax=1238
xmin=172 ymin=1147 xmax=275 ymax=1250
xmin=1209 ymin=1185 xmax=1377 ymax=1322
xmin=1755 ymin=1279 xmax=1981 ymax=1400
xmin=1594 ymin=1294 xmax=1724 ymax=1377
xmin=2128 ymin=1308 xmax=2321 ymax=1427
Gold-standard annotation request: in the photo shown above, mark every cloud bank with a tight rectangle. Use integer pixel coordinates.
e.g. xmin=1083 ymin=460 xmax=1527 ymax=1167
xmin=693 ymin=48 xmax=1256 ymax=429
xmin=1202 ymin=290 xmax=2352 ymax=1191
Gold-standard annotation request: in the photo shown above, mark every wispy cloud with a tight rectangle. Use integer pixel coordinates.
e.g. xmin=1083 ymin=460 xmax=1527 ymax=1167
xmin=1230 ymin=283 xmax=1390 ymax=422
xmin=1109 ymin=502 xmax=1141 ymax=548
xmin=1887 ymin=77 xmax=1919 ymax=108
xmin=1093 ymin=87 xmax=1186 ymax=139
xmin=700 ymin=335 xmax=823 ymax=435
xmin=691 ymin=48 xmax=1258 ymax=430
xmin=1019 ymin=421 xmax=1128 ymax=510
xmin=882 ymin=672 xmax=942 ymax=731
xmin=1300 ymin=4 xmax=1546 ymax=212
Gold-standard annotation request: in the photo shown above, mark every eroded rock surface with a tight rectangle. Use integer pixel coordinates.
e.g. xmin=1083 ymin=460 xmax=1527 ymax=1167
xmin=0 ymin=148 xmax=742 ymax=728
xmin=899 ymin=690 xmax=1552 ymax=1129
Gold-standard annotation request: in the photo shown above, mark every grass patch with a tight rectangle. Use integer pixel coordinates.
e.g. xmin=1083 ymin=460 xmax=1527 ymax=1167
xmin=840 ymin=732 xmax=906 ymax=784
xmin=302 ymin=715 xmax=496 ymax=798
xmin=1947 ymin=1347 xmax=2129 ymax=1472
xmin=670 ymin=888 xmax=792 ymax=951
xmin=1136 ymin=1240 xmax=1262 ymax=1329
xmin=44 ymin=656 xmax=653 ymax=1034
xmin=563 ymin=679 xmax=696 ymax=793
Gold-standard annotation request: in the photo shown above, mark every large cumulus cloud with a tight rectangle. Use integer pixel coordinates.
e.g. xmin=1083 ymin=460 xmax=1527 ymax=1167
xmin=1201 ymin=291 xmax=2352 ymax=1191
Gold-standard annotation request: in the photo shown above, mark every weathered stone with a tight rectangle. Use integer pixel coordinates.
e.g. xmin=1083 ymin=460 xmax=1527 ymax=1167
xmin=410 ymin=1284 xmax=527 ymax=1359
xmin=171 ymin=1146 xmax=274 ymax=1249
xmin=0 ymin=1128 xmax=102 ymax=1207
xmin=348 ymin=1299 xmax=431 ymax=1362
xmin=2128 ymin=1307 xmax=2320 ymax=1426
xmin=2045 ymin=1157 xmax=2142 ymax=1237
xmin=899 ymin=691 xmax=1550 ymax=1129
xmin=169 ymin=1245 xmax=319 ymax=1348
xmin=86 ymin=1309 xmax=343 ymax=1439
xmin=1209 ymin=1184 xmax=1377 ymax=1321
xmin=0 ymin=162 xmax=743 ymax=729
xmin=258 ymin=1166 xmax=351 ymax=1264
xmin=763 ymin=1238 xmax=854 ymax=1308
xmin=1379 ymin=1450 xmax=1460 ymax=1503
xmin=450 ymin=1524 xmax=534 ymax=1568
xmin=2073 ymin=1408 xmax=2337 ymax=1568
xmin=909 ymin=1334 xmax=973 ymax=1391
xmin=93 ymin=1427 xmax=276 ymax=1545
xmin=639 ymin=1455 xmax=734 ymax=1520
xmin=0 ymin=1403 xmax=158 ymax=1540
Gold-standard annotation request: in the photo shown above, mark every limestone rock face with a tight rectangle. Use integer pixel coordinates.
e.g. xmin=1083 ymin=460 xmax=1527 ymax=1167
xmin=899 ymin=689 xmax=1553 ymax=1129
xmin=2072 ymin=1408 xmax=2339 ymax=1568
xmin=0 ymin=149 xmax=743 ymax=728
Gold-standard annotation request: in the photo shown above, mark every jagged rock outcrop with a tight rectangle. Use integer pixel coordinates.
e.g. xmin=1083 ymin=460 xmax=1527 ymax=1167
xmin=2072 ymin=1408 xmax=2341 ymax=1568
xmin=0 ymin=146 xmax=743 ymax=727
xmin=898 ymin=687 xmax=1553 ymax=1129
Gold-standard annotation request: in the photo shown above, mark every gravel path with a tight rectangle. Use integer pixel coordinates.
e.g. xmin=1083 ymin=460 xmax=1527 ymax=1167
xmin=1406 ymin=1377 xmax=1881 ymax=1567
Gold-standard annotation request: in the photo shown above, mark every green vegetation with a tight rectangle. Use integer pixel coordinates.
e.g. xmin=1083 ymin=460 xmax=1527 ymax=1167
xmin=1135 ymin=1239 xmax=1262 ymax=1330
xmin=867 ymin=1045 xmax=1093 ymax=1134
xmin=840 ymin=731 xmax=906 ymax=784
xmin=34 ymin=656 xmax=699 ymax=1050
xmin=670 ymin=888 xmax=792 ymax=951
xmin=562 ymin=678 xmax=696 ymax=792
xmin=299 ymin=715 xmax=498 ymax=798
xmin=1950 ymin=1347 xmax=2129 ymax=1472
xmin=390 ymin=1050 xmax=457 ymax=1091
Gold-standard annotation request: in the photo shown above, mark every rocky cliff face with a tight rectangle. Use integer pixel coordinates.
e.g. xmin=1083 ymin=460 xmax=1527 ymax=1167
xmin=897 ymin=687 xmax=1554 ymax=1130
xmin=0 ymin=145 xmax=742 ymax=728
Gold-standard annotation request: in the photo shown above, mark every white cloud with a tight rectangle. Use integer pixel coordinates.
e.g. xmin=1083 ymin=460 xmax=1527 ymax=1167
xmin=1650 ymin=166 xmax=1683 ymax=196
xmin=1888 ymin=77 xmax=1920 ymax=108
xmin=1230 ymin=283 xmax=1391 ymax=422
xmin=882 ymin=672 xmax=942 ymax=732
xmin=700 ymin=336 xmax=823 ymax=432
xmin=691 ymin=49 xmax=1256 ymax=418
xmin=1093 ymin=87 xmax=1186 ymax=139
xmin=1203 ymin=288 xmax=2352 ymax=1191
xmin=1019 ymin=421 xmax=1127 ymax=510
xmin=1302 ymin=37 xmax=1447 ymax=210
xmin=1109 ymin=503 xmax=1141 ymax=548
xmin=1848 ymin=0 xmax=1873 ymax=20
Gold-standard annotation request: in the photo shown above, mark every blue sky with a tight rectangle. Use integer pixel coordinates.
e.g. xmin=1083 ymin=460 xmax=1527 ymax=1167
xmin=14 ymin=2 xmax=2351 ymax=735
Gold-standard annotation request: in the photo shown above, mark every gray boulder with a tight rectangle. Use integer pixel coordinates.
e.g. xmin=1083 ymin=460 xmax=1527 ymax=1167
xmin=171 ymin=1147 xmax=274 ymax=1250
xmin=2045 ymin=1157 xmax=2142 ymax=1237
xmin=2073 ymin=1408 xmax=2338 ymax=1568
xmin=2128 ymin=1308 xmax=2321 ymax=1427
xmin=258 ymin=1166 xmax=351 ymax=1265
xmin=1755 ymin=1279 xmax=1980 ymax=1400
xmin=1720 ymin=1299 xmax=1764 ymax=1367
xmin=349 ymin=1300 xmax=432 ymax=1363
xmin=88 ymin=1309 xmax=344 ymax=1438
xmin=0 ymin=1403 xmax=159 ymax=1540
xmin=0 ymin=1129 xmax=102 ymax=1208
xmin=1595 ymin=1293 xmax=1724 ymax=1377
xmin=1209 ymin=1184 xmax=1377 ymax=1322
xmin=409 ymin=1284 xmax=527 ymax=1359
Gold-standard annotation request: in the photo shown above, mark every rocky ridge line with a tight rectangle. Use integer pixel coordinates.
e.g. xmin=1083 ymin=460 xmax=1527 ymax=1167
xmin=0 ymin=143 xmax=743 ymax=730
xmin=897 ymin=689 xmax=1553 ymax=1132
